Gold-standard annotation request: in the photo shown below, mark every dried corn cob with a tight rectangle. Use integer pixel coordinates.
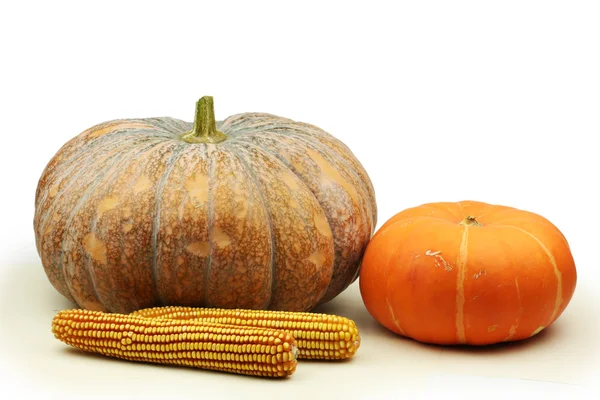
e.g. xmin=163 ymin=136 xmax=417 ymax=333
xmin=130 ymin=306 xmax=361 ymax=360
xmin=52 ymin=309 xmax=298 ymax=378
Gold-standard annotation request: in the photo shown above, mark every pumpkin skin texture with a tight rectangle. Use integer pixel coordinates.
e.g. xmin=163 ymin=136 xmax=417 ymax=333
xmin=34 ymin=97 xmax=377 ymax=314
xmin=359 ymin=200 xmax=576 ymax=346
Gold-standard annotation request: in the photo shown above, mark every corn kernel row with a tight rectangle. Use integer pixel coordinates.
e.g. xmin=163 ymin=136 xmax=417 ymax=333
xmin=130 ymin=306 xmax=361 ymax=360
xmin=52 ymin=309 xmax=298 ymax=378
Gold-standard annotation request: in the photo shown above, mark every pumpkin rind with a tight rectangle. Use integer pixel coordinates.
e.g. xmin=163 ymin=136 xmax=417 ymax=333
xmin=359 ymin=200 xmax=577 ymax=345
xmin=34 ymin=103 xmax=376 ymax=314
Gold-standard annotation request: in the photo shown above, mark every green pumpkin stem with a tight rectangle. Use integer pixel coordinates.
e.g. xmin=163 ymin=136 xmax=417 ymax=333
xmin=182 ymin=96 xmax=227 ymax=144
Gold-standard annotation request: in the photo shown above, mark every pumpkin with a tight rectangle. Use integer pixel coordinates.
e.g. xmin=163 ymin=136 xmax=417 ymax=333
xmin=34 ymin=96 xmax=377 ymax=314
xmin=359 ymin=200 xmax=577 ymax=345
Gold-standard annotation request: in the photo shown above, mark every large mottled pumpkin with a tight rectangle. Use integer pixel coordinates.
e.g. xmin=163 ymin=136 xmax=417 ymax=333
xmin=359 ymin=200 xmax=576 ymax=345
xmin=34 ymin=96 xmax=377 ymax=314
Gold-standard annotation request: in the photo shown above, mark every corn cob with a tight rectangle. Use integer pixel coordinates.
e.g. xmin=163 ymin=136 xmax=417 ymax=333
xmin=130 ymin=306 xmax=361 ymax=360
xmin=52 ymin=309 xmax=298 ymax=378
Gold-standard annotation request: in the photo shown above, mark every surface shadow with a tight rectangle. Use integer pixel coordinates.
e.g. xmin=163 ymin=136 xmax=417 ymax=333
xmin=60 ymin=347 xmax=294 ymax=382
xmin=3 ymin=260 xmax=598 ymax=387
xmin=312 ymin=279 xmax=599 ymax=387
xmin=311 ymin=281 xmax=380 ymax=333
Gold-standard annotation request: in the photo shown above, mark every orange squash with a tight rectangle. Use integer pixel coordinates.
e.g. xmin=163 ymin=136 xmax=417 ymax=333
xmin=359 ymin=200 xmax=577 ymax=345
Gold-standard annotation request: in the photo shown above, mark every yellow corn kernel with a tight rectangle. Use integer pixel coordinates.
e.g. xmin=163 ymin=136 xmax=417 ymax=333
xmin=52 ymin=309 xmax=298 ymax=378
xmin=130 ymin=306 xmax=361 ymax=361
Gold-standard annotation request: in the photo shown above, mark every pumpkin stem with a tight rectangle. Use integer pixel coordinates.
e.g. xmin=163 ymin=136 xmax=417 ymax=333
xmin=182 ymin=96 xmax=227 ymax=144
xmin=460 ymin=216 xmax=482 ymax=227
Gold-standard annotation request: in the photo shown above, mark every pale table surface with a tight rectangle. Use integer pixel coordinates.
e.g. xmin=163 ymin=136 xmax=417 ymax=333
xmin=1 ymin=262 xmax=598 ymax=399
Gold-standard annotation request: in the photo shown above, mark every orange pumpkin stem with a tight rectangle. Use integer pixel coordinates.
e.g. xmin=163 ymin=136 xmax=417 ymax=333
xmin=459 ymin=215 xmax=482 ymax=227
xmin=182 ymin=96 xmax=227 ymax=144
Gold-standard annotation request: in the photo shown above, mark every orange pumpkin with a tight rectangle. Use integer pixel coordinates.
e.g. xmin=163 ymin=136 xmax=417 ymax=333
xmin=34 ymin=97 xmax=377 ymax=314
xmin=359 ymin=200 xmax=577 ymax=345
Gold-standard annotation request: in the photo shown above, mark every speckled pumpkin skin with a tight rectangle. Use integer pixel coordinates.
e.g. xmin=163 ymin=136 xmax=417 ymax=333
xmin=34 ymin=113 xmax=377 ymax=313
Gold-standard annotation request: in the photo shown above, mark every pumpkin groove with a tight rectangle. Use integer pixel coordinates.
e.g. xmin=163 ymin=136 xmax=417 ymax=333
xmin=229 ymin=135 xmax=343 ymax=295
xmin=45 ymin=140 xmax=166 ymax=308
xmin=151 ymin=144 xmax=188 ymax=307
xmin=228 ymin=143 xmax=336 ymax=311
xmin=35 ymin=97 xmax=376 ymax=313
xmin=35 ymin=134 xmax=139 ymax=220
xmin=272 ymin=126 xmax=376 ymax=210
xmin=229 ymin=137 xmax=355 ymax=303
xmin=35 ymin=125 xmax=151 ymax=198
xmin=37 ymin=134 xmax=165 ymax=225
xmin=455 ymin=225 xmax=469 ymax=344
xmin=278 ymin=124 xmax=377 ymax=213
xmin=39 ymin=121 xmax=171 ymax=189
xmin=92 ymin=144 xmax=180 ymax=282
xmin=382 ymin=217 xmax=437 ymax=340
xmin=154 ymin=145 xmax=211 ymax=308
xmin=503 ymin=277 xmax=523 ymax=341
xmin=67 ymin=141 xmax=175 ymax=311
xmin=232 ymin=132 xmax=373 ymax=301
xmin=231 ymin=149 xmax=276 ymax=309
xmin=37 ymin=136 xmax=149 ymax=239
xmin=35 ymin=123 xmax=175 ymax=238
xmin=225 ymin=116 xmax=376 ymax=215
xmin=495 ymin=225 xmax=563 ymax=324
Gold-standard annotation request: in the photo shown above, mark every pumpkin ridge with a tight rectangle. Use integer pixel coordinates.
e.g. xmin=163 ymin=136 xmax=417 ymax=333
xmin=503 ymin=277 xmax=523 ymax=341
xmin=89 ymin=140 xmax=179 ymax=311
xmin=139 ymin=117 xmax=192 ymax=135
xmin=154 ymin=144 xmax=211 ymax=308
xmin=36 ymin=123 xmax=172 ymax=221
xmin=226 ymin=119 xmax=377 ymax=229
xmin=418 ymin=204 xmax=465 ymax=222
xmin=469 ymin=202 xmax=512 ymax=220
xmin=226 ymin=146 xmax=276 ymax=309
xmin=489 ymin=210 xmax=573 ymax=251
xmin=37 ymin=136 xmax=159 ymax=238
xmin=283 ymin=132 xmax=373 ymax=297
xmin=228 ymin=141 xmax=335 ymax=311
xmin=456 ymin=226 xmax=469 ymax=344
xmin=37 ymin=132 xmax=159 ymax=185
xmin=265 ymin=129 xmax=376 ymax=233
xmin=84 ymin=124 xmax=171 ymax=142
xmin=421 ymin=203 xmax=463 ymax=222
xmin=35 ymin=134 xmax=168 ymax=241
xmin=375 ymin=215 xmax=462 ymax=242
xmin=370 ymin=217 xmax=436 ymax=336
xmin=386 ymin=297 xmax=407 ymax=336
xmin=205 ymin=147 xmax=271 ymax=309
xmin=227 ymin=139 xmax=335 ymax=306
xmin=221 ymin=115 xmax=294 ymax=136
xmin=266 ymin=123 xmax=377 ymax=224
xmin=473 ymin=206 xmax=523 ymax=224
xmin=151 ymin=143 xmax=188 ymax=307
xmin=243 ymin=130 xmax=373 ymax=298
xmin=381 ymin=218 xmax=444 ymax=337
xmin=72 ymin=140 xmax=171 ymax=308
xmin=229 ymin=142 xmax=310 ymax=308
xmin=493 ymin=224 xmax=563 ymax=327
xmin=50 ymin=139 xmax=164 ymax=306
xmin=39 ymin=122 xmax=166 ymax=187
xmin=47 ymin=127 xmax=169 ymax=187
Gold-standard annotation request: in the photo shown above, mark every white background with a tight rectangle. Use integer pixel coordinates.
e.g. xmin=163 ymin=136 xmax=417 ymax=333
xmin=1 ymin=1 xmax=599 ymax=398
